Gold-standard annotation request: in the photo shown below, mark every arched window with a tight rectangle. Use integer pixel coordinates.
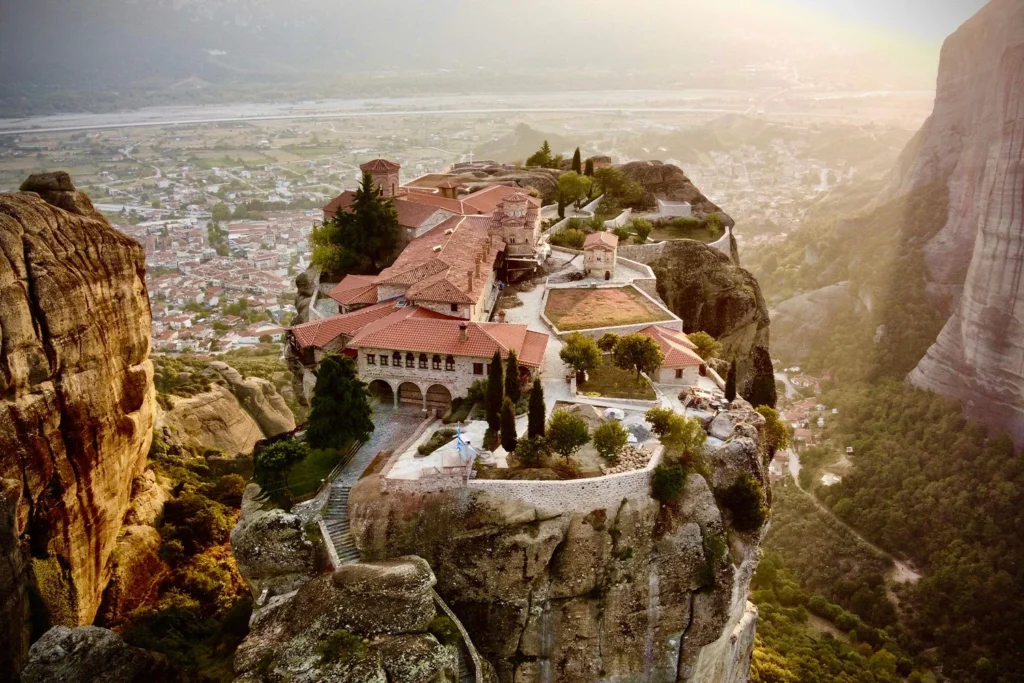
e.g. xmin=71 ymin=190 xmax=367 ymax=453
xmin=392 ymin=351 xmax=402 ymax=366
xmin=432 ymin=354 xmax=442 ymax=370
xmin=445 ymin=355 xmax=455 ymax=371
xmin=406 ymin=352 xmax=415 ymax=368
xmin=419 ymin=354 xmax=428 ymax=369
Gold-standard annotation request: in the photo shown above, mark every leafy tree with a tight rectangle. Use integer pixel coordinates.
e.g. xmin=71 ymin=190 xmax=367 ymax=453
xmin=558 ymin=172 xmax=593 ymax=210
xmin=528 ymin=378 xmax=546 ymax=438
xmin=612 ymin=333 xmax=665 ymax=381
xmin=526 ymin=140 xmax=554 ymax=168
xmin=687 ymin=331 xmax=722 ymax=360
xmin=754 ymin=405 xmax=790 ymax=457
xmin=253 ymin=440 xmax=309 ymax=505
xmin=546 ymin=409 xmax=590 ymax=459
xmin=651 ymin=463 xmax=687 ymax=502
xmin=593 ymin=420 xmax=628 ymax=460
xmin=211 ymin=203 xmax=231 ymax=222
xmin=593 ymin=167 xmax=646 ymax=208
xmin=560 ymin=332 xmax=601 ymax=383
xmin=548 ymin=227 xmax=586 ymax=249
xmin=307 ymin=354 xmax=374 ymax=451
xmin=644 ymin=406 xmax=675 ymax=436
xmin=584 ymin=158 xmax=595 ymax=177
xmin=504 ymin=350 xmax=521 ymax=405
xmin=486 ymin=351 xmax=504 ymax=432
xmin=631 ymin=218 xmax=653 ymax=243
xmin=597 ymin=332 xmax=620 ymax=353
xmin=660 ymin=413 xmax=707 ymax=461
xmin=571 ymin=147 xmax=582 ymax=174
xmin=725 ymin=359 xmax=737 ymax=402
xmin=500 ymin=397 xmax=518 ymax=453
xmin=612 ymin=226 xmax=631 ymax=242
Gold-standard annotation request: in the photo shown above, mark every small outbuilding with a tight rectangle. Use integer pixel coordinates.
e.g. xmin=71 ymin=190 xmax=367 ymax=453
xmin=583 ymin=231 xmax=618 ymax=279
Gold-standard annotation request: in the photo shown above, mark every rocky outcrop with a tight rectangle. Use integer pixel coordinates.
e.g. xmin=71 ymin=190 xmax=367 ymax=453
xmin=900 ymin=0 xmax=1024 ymax=445
xmin=649 ymin=240 xmax=774 ymax=404
xmin=348 ymin=415 xmax=770 ymax=683
xmin=0 ymin=479 xmax=31 ymax=680
xmin=20 ymin=625 xmax=184 ymax=683
xmin=159 ymin=384 xmax=269 ymax=456
xmin=231 ymin=484 xmax=317 ymax=598
xmin=619 ymin=161 xmax=735 ymax=227
xmin=234 ymin=557 xmax=461 ymax=683
xmin=0 ymin=173 xmax=155 ymax=677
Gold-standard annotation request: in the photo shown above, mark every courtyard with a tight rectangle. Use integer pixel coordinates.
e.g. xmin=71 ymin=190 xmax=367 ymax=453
xmin=544 ymin=284 xmax=673 ymax=331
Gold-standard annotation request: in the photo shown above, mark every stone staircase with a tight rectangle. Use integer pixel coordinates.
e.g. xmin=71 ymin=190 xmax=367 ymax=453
xmin=324 ymin=485 xmax=360 ymax=565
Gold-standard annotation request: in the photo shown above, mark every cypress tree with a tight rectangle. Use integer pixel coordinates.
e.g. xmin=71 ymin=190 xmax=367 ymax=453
xmin=572 ymin=147 xmax=582 ymax=174
xmin=501 ymin=397 xmax=518 ymax=453
xmin=528 ymin=378 xmax=546 ymax=438
xmin=307 ymin=354 xmax=375 ymax=450
xmin=584 ymin=158 xmax=595 ymax=177
xmin=486 ymin=350 xmax=504 ymax=432
xmin=725 ymin=359 xmax=737 ymax=403
xmin=505 ymin=350 xmax=521 ymax=405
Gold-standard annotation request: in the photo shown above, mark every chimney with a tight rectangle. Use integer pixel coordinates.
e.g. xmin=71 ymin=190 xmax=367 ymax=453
xmin=459 ymin=323 xmax=468 ymax=342
xmin=475 ymin=258 xmax=481 ymax=278
xmin=497 ymin=310 xmax=507 ymax=323
xmin=467 ymin=270 xmax=474 ymax=292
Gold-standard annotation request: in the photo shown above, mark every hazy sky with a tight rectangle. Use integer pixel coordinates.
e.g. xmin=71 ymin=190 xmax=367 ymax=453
xmin=788 ymin=0 xmax=990 ymax=39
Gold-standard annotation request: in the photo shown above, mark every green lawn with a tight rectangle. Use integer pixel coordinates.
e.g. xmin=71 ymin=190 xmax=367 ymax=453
xmin=649 ymin=223 xmax=725 ymax=243
xmin=578 ymin=356 xmax=656 ymax=400
xmin=545 ymin=285 xmax=670 ymax=331
xmin=287 ymin=442 xmax=354 ymax=497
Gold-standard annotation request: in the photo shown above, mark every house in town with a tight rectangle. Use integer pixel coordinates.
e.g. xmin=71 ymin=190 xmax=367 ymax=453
xmin=583 ymin=231 xmax=618 ymax=279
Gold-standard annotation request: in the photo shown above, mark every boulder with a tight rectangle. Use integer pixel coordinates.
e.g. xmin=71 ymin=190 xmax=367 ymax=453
xmin=208 ymin=361 xmax=296 ymax=438
xmin=21 ymin=626 xmax=184 ymax=683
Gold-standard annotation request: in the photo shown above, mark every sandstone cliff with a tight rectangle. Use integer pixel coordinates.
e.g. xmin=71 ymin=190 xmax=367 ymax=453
xmin=347 ymin=403 xmax=769 ymax=683
xmin=900 ymin=0 xmax=1024 ymax=445
xmin=0 ymin=173 xmax=155 ymax=679
xmin=648 ymin=241 xmax=774 ymax=405
xmin=619 ymin=161 xmax=735 ymax=228
xmin=157 ymin=362 xmax=296 ymax=456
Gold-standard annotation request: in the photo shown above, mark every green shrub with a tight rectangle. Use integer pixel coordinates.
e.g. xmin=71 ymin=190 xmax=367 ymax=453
xmin=719 ymin=473 xmax=768 ymax=532
xmin=417 ymin=429 xmax=457 ymax=456
xmin=427 ymin=616 xmax=462 ymax=647
xmin=443 ymin=397 xmax=473 ymax=424
xmin=159 ymin=492 xmax=233 ymax=560
xmin=513 ymin=435 xmax=547 ymax=468
xmin=597 ymin=332 xmax=620 ymax=352
xmin=546 ymin=410 xmax=590 ymax=459
xmin=549 ymin=227 xmax=586 ymax=249
xmin=651 ymin=462 xmax=687 ymax=502
xmin=317 ymin=629 xmax=368 ymax=665
xmin=592 ymin=420 xmax=628 ymax=460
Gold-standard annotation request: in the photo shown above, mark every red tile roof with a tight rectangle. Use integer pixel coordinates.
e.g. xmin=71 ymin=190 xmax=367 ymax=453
xmin=327 ymin=274 xmax=379 ymax=307
xmin=638 ymin=325 xmax=704 ymax=369
xmin=584 ymin=232 xmax=619 ymax=250
xmin=462 ymin=185 xmax=541 ymax=214
xmin=348 ymin=317 xmax=548 ymax=367
xmin=360 ymin=158 xmax=401 ymax=172
xmin=291 ymin=302 xmax=455 ymax=349
xmin=322 ymin=192 xmax=452 ymax=231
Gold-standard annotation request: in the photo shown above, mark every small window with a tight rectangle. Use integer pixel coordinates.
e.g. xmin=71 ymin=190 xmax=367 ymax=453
xmin=392 ymin=351 xmax=402 ymax=366
xmin=406 ymin=352 xmax=415 ymax=368
xmin=473 ymin=363 xmax=484 ymax=375
xmin=450 ymin=303 xmax=459 ymax=313
xmin=432 ymin=354 xmax=442 ymax=370
xmin=445 ymin=355 xmax=455 ymax=371
xmin=367 ymin=354 xmax=376 ymax=365
xmin=380 ymin=354 xmax=389 ymax=366
xmin=419 ymin=353 xmax=428 ymax=369
xmin=675 ymin=369 xmax=683 ymax=379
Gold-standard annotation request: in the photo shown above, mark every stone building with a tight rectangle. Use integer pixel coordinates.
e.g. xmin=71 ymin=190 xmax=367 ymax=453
xmin=638 ymin=324 xmax=707 ymax=385
xmin=584 ymin=231 xmax=618 ymax=278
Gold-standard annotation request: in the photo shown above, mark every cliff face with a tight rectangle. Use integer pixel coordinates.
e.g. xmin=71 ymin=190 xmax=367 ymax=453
xmin=619 ymin=161 xmax=735 ymax=227
xmin=349 ymin=403 xmax=769 ymax=683
xmin=0 ymin=173 xmax=155 ymax=677
xmin=648 ymin=241 xmax=774 ymax=405
xmin=903 ymin=0 xmax=1024 ymax=445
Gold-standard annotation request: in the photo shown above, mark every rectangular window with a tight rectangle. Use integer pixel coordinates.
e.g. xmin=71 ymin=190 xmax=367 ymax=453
xmin=380 ymin=355 xmax=388 ymax=366
xmin=367 ymin=354 xmax=376 ymax=365
xmin=675 ymin=369 xmax=683 ymax=379
xmin=432 ymin=355 xmax=442 ymax=370
xmin=473 ymin=363 xmax=484 ymax=375
xmin=445 ymin=356 xmax=455 ymax=371
xmin=450 ymin=303 xmax=459 ymax=313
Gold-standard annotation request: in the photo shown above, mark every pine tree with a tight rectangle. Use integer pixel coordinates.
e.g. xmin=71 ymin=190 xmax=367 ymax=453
xmin=528 ymin=378 xmax=546 ymax=438
xmin=505 ymin=350 xmax=521 ymax=405
xmin=572 ymin=147 xmax=582 ymax=174
xmin=307 ymin=354 xmax=375 ymax=450
xmin=725 ymin=359 xmax=737 ymax=402
xmin=584 ymin=158 xmax=595 ymax=177
xmin=501 ymin=397 xmax=518 ymax=453
xmin=541 ymin=140 xmax=552 ymax=159
xmin=486 ymin=351 xmax=505 ymax=432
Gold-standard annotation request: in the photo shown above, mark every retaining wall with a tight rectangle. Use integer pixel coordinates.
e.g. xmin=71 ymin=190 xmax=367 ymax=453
xmin=467 ymin=445 xmax=663 ymax=512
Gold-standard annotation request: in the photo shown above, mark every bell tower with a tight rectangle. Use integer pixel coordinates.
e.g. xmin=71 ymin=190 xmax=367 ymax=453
xmin=359 ymin=158 xmax=401 ymax=198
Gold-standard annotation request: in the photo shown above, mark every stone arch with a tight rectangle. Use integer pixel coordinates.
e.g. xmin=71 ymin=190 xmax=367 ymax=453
xmin=368 ymin=379 xmax=395 ymax=404
xmin=426 ymin=384 xmax=453 ymax=411
xmin=398 ymin=382 xmax=423 ymax=407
